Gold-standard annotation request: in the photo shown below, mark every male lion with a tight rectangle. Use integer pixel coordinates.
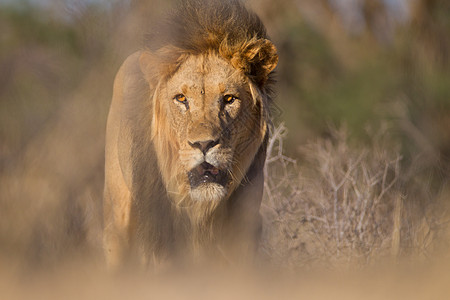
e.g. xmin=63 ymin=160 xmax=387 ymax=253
xmin=103 ymin=0 xmax=278 ymax=270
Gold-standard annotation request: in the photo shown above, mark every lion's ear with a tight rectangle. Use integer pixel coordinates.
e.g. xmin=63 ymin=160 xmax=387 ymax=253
xmin=140 ymin=47 xmax=188 ymax=86
xmin=231 ymin=39 xmax=278 ymax=86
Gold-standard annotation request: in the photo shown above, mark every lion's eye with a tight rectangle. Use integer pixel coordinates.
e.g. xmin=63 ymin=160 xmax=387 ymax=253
xmin=223 ymin=94 xmax=236 ymax=104
xmin=174 ymin=94 xmax=186 ymax=103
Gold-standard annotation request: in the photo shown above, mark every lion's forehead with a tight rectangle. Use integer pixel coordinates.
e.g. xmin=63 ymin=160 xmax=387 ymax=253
xmin=168 ymin=54 xmax=246 ymax=96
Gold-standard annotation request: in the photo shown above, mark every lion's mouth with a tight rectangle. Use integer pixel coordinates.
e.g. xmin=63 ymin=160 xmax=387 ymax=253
xmin=188 ymin=162 xmax=228 ymax=187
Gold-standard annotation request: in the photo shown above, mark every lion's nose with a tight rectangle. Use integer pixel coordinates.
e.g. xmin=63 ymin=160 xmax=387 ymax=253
xmin=188 ymin=139 xmax=219 ymax=154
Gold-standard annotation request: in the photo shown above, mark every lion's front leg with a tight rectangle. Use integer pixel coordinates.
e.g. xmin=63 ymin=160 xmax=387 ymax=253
xmin=221 ymin=140 xmax=266 ymax=264
xmin=221 ymin=179 xmax=264 ymax=264
xmin=103 ymin=185 xmax=135 ymax=271
xmin=103 ymin=223 xmax=128 ymax=271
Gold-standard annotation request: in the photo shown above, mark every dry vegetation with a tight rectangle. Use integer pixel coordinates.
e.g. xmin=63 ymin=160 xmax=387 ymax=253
xmin=261 ymin=124 xmax=449 ymax=270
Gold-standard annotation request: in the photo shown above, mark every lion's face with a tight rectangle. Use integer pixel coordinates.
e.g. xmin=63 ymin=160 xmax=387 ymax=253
xmin=151 ymin=53 xmax=266 ymax=203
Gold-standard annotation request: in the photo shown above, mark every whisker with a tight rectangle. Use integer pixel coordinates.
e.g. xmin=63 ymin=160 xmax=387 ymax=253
xmin=234 ymin=164 xmax=250 ymax=185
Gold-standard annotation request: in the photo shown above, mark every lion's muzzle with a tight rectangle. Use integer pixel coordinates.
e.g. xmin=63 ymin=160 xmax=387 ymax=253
xmin=180 ymin=137 xmax=233 ymax=202
xmin=188 ymin=161 xmax=228 ymax=188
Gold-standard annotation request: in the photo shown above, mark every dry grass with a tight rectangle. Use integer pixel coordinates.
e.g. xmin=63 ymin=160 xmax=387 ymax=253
xmin=261 ymin=123 xmax=449 ymax=269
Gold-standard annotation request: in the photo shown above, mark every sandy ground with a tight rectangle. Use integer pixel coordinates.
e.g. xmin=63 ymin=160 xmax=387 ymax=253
xmin=2 ymin=258 xmax=450 ymax=300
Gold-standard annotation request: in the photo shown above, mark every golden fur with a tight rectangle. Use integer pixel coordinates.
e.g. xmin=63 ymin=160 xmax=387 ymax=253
xmin=103 ymin=0 xmax=278 ymax=270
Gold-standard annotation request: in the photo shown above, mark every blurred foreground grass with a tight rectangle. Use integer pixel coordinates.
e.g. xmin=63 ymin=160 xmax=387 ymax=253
xmin=0 ymin=0 xmax=449 ymax=294
xmin=2 ymin=260 xmax=450 ymax=300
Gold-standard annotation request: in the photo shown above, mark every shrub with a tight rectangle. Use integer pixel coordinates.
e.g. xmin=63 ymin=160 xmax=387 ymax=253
xmin=261 ymin=124 xmax=444 ymax=269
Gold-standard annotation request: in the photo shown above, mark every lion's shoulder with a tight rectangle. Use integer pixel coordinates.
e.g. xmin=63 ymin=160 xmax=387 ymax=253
xmin=106 ymin=51 xmax=152 ymax=192
xmin=114 ymin=51 xmax=147 ymax=95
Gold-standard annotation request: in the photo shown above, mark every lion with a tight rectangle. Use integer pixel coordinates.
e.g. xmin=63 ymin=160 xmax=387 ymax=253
xmin=103 ymin=0 xmax=278 ymax=270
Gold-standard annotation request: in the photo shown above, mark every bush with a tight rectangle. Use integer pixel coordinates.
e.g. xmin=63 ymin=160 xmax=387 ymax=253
xmin=261 ymin=124 xmax=445 ymax=269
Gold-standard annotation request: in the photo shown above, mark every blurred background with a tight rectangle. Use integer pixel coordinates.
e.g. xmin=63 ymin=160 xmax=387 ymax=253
xmin=0 ymin=0 xmax=449 ymax=276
